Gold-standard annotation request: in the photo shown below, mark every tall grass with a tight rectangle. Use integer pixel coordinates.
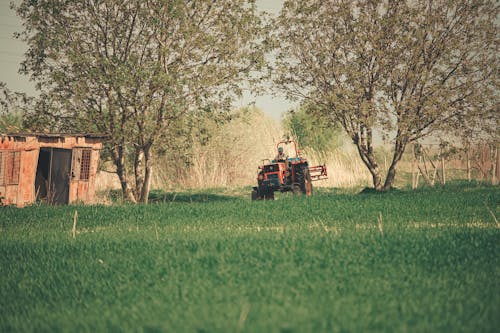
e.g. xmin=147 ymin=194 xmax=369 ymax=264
xmin=303 ymin=147 xmax=372 ymax=188
xmin=157 ymin=108 xmax=284 ymax=188
xmin=95 ymin=109 xmax=373 ymax=191
xmin=94 ymin=109 xmax=283 ymax=192
xmin=94 ymin=110 xmax=495 ymax=193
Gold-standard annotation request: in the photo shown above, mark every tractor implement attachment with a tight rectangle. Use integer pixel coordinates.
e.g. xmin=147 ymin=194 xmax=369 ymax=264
xmin=309 ymin=164 xmax=328 ymax=181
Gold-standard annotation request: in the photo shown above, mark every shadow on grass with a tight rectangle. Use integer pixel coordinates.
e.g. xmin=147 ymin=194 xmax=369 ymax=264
xmin=357 ymin=187 xmax=403 ymax=195
xmin=357 ymin=179 xmax=498 ymax=195
xmin=101 ymin=189 xmax=242 ymax=204
xmin=148 ymin=190 xmax=241 ymax=204
xmin=101 ymin=180 xmax=497 ymax=204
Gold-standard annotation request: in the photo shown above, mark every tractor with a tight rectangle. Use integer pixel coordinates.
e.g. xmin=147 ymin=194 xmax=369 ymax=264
xmin=251 ymin=140 xmax=327 ymax=200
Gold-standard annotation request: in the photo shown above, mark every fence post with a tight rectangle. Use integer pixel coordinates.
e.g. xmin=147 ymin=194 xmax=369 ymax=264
xmin=493 ymin=145 xmax=498 ymax=186
xmin=411 ymin=144 xmax=416 ymax=189
xmin=496 ymin=145 xmax=500 ymax=185
xmin=441 ymin=149 xmax=446 ymax=185
xmin=466 ymin=148 xmax=471 ymax=182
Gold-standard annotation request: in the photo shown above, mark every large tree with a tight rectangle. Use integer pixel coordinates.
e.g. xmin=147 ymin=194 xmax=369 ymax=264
xmin=273 ymin=0 xmax=499 ymax=190
xmin=15 ymin=0 xmax=267 ymax=202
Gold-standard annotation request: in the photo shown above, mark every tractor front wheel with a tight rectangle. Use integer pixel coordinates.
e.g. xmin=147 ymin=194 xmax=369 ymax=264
xmin=252 ymin=188 xmax=275 ymax=200
xmin=292 ymin=184 xmax=302 ymax=195
xmin=265 ymin=191 xmax=275 ymax=200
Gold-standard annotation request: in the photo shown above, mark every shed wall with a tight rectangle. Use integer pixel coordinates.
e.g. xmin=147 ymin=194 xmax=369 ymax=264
xmin=0 ymin=134 xmax=103 ymax=207
xmin=19 ymin=149 xmax=39 ymax=205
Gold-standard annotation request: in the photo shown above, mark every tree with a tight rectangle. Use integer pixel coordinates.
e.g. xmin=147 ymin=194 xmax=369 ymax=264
xmin=283 ymin=102 xmax=343 ymax=153
xmin=14 ymin=0 xmax=268 ymax=202
xmin=273 ymin=0 xmax=499 ymax=190
xmin=0 ymin=82 xmax=30 ymax=132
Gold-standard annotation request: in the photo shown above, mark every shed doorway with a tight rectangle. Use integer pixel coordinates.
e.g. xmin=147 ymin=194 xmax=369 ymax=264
xmin=35 ymin=148 xmax=72 ymax=204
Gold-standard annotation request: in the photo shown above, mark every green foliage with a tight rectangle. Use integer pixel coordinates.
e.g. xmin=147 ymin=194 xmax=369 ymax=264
xmin=1 ymin=184 xmax=499 ymax=332
xmin=14 ymin=0 xmax=269 ymax=202
xmin=0 ymin=112 xmax=23 ymax=133
xmin=273 ymin=0 xmax=499 ymax=190
xmin=0 ymin=82 xmax=30 ymax=132
xmin=283 ymin=103 xmax=342 ymax=153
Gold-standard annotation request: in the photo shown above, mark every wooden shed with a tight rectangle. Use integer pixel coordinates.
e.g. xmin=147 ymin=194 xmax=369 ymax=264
xmin=0 ymin=133 xmax=105 ymax=207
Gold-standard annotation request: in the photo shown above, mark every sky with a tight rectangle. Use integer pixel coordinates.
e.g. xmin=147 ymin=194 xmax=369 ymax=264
xmin=0 ymin=0 xmax=292 ymax=121
xmin=0 ymin=1 xmax=29 ymax=93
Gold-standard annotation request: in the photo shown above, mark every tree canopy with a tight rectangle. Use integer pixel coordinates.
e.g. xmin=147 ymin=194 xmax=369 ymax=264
xmin=273 ymin=0 xmax=499 ymax=190
xmin=15 ymin=0 xmax=268 ymax=202
xmin=0 ymin=82 xmax=29 ymax=132
xmin=283 ymin=103 xmax=343 ymax=153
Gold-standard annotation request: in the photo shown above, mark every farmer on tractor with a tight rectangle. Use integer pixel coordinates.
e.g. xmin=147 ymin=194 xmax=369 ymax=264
xmin=274 ymin=146 xmax=287 ymax=162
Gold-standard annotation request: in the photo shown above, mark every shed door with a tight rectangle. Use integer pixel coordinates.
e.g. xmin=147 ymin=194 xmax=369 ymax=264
xmin=50 ymin=148 xmax=72 ymax=205
xmin=35 ymin=148 xmax=73 ymax=205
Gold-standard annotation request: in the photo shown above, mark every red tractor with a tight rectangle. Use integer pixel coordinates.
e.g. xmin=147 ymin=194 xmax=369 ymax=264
xmin=252 ymin=140 xmax=327 ymax=200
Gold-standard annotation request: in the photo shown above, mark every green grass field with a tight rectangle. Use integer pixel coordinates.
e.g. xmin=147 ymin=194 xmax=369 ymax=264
xmin=1 ymin=183 xmax=499 ymax=332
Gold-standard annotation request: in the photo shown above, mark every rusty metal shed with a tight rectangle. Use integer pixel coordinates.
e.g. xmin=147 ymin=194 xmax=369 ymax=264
xmin=0 ymin=133 xmax=105 ymax=207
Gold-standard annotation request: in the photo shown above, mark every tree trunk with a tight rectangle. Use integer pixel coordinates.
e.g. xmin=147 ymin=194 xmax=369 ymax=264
xmin=117 ymin=166 xmax=136 ymax=203
xmin=496 ymin=145 xmax=500 ymax=185
xmin=139 ymin=145 xmax=152 ymax=204
xmin=382 ymin=138 xmax=407 ymax=191
xmin=134 ymin=147 xmax=145 ymax=201
xmin=112 ymin=147 xmax=136 ymax=203
xmin=371 ymin=169 xmax=383 ymax=191
xmin=495 ymin=145 xmax=500 ymax=185
xmin=382 ymin=149 xmax=404 ymax=190
xmin=411 ymin=144 xmax=416 ymax=189
xmin=466 ymin=148 xmax=471 ymax=182
xmin=492 ymin=145 xmax=498 ymax=186
xmin=354 ymin=140 xmax=382 ymax=190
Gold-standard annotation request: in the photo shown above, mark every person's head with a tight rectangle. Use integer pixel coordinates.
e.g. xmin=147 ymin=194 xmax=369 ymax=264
xmin=278 ymin=147 xmax=283 ymax=154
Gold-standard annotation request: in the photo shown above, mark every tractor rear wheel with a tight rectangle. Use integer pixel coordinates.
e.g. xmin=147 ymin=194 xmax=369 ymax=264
xmin=302 ymin=169 xmax=313 ymax=196
xmin=251 ymin=189 xmax=259 ymax=201
xmin=296 ymin=165 xmax=313 ymax=196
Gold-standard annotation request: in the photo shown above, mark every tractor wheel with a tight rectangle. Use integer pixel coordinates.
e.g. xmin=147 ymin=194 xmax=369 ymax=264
xmin=303 ymin=170 xmax=313 ymax=196
xmin=251 ymin=189 xmax=259 ymax=201
xmin=296 ymin=165 xmax=313 ymax=196
xmin=265 ymin=191 xmax=275 ymax=200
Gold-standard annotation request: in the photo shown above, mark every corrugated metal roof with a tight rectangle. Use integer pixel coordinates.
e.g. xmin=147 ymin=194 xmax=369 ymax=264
xmin=1 ymin=133 xmax=108 ymax=139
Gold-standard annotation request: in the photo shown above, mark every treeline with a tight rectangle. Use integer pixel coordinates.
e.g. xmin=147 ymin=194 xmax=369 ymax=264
xmin=1 ymin=0 xmax=498 ymax=202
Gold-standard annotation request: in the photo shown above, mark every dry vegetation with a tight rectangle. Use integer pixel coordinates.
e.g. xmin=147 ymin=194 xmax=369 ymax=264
xmin=95 ymin=109 xmax=374 ymax=193
xmin=95 ymin=109 xmax=498 ymax=195
xmin=300 ymin=148 xmax=372 ymax=188
xmin=95 ymin=109 xmax=284 ymax=192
